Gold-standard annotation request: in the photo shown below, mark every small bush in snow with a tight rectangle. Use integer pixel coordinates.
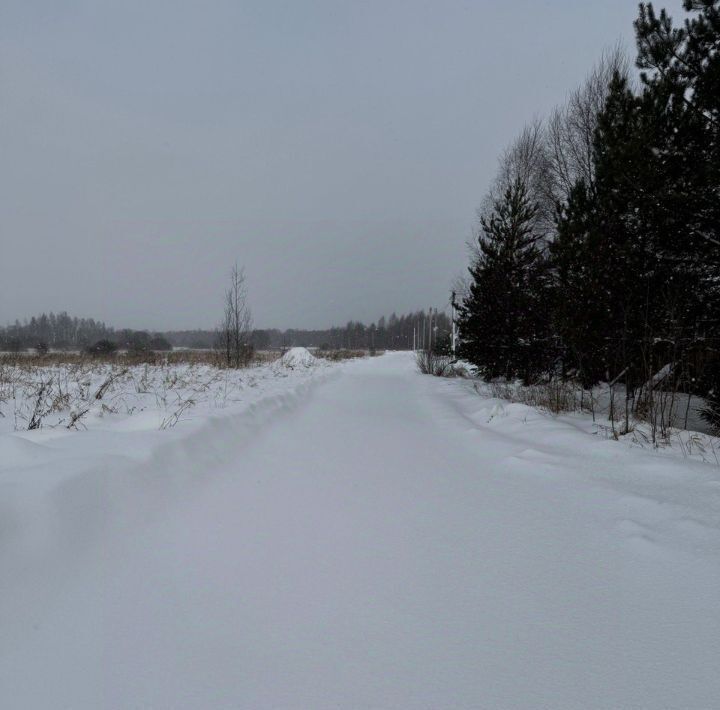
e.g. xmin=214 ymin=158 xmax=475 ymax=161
xmin=416 ymin=350 xmax=453 ymax=377
xmin=489 ymin=379 xmax=595 ymax=416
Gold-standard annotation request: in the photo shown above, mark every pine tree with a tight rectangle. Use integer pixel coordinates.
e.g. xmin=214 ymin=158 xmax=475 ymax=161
xmin=459 ymin=178 xmax=550 ymax=383
xmin=552 ymin=62 xmax=711 ymax=388
xmin=634 ymin=0 xmax=720 ymax=379
xmin=552 ymin=73 xmax=654 ymax=386
xmin=552 ymin=180 xmax=607 ymax=385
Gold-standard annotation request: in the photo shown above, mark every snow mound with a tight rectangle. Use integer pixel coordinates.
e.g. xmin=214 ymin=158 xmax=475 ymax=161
xmin=280 ymin=347 xmax=318 ymax=368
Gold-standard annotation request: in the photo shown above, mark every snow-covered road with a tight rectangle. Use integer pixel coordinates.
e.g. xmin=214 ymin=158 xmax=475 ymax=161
xmin=3 ymin=352 xmax=720 ymax=709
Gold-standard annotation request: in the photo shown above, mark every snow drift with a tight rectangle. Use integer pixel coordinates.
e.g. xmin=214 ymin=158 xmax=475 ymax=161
xmin=279 ymin=346 xmax=318 ymax=368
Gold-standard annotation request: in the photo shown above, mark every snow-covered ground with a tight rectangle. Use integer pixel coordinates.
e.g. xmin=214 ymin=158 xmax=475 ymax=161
xmin=2 ymin=352 xmax=719 ymax=709
xmin=0 ymin=351 xmax=319 ymax=435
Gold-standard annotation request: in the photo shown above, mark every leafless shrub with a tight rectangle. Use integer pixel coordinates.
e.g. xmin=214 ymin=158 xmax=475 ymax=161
xmin=416 ymin=350 xmax=453 ymax=377
xmin=67 ymin=407 xmax=91 ymax=430
xmin=489 ymin=381 xmax=514 ymax=400
xmin=160 ymin=395 xmax=196 ymax=429
xmin=94 ymin=368 xmax=128 ymax=400
xmin=676 ymin=431 xmax=720 ymax=466
xmin=489 ymin=379 xmax=595 ymax=416
xmin=27 ymin=377 xmax=53 ymax=430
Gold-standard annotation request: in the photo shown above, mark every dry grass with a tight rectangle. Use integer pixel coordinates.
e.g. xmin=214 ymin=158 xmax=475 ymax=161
xmin=314 ymin=349 xmax=369 ymax=361
xmin=0 ymin=349 xmax=281 ymax=369
xmin=0 ymin=347 xmax=362 ymax=433
xmin=0 ymin=350 xmax=287 ymax=432
xmin=488 ymin=379 xmax=596 ymax=416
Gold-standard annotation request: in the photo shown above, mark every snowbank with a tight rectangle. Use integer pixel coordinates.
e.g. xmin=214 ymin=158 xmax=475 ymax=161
xmin=279 ymin=346 xmax=318 ymax=368
xmin=0 ymin=359 xmax=334 ymax=501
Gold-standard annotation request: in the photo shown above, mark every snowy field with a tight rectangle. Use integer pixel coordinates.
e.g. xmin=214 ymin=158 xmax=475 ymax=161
xmin=0 ymin=347 xmax=331 ymax=524
xmin=2 ymin=351 xmax=719 ymax=709
xmin=0 ymin=348 xmax=325 ymax=434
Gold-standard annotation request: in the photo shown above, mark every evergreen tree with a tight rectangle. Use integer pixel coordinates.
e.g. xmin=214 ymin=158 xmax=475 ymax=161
xmin=553 ymin=73 xmax=662 ymax=386
xmin=553 ymin=52 xmax=716 ymax=389
xmin=552 ymin=179 xmax=609 ymax=385
xmin=459 ymin=178 xmax=550 ymax=383
xmin=635 ymin=0 xmax=720 ymax=340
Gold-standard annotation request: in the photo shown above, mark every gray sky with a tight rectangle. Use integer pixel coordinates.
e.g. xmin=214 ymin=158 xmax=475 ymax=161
xmin=1 ymin=1 xmax=672 ymax=330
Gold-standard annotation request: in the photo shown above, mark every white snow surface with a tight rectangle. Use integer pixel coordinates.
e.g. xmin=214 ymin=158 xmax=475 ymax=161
xmin=280 ymin=346 xmax=318 ymax=368
xmin=2 ymin=352 xmax=719 ymax=709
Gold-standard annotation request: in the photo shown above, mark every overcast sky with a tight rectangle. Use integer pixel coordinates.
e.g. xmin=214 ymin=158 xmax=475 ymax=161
xmin=0 ymin=1 xmax=681 ymax=330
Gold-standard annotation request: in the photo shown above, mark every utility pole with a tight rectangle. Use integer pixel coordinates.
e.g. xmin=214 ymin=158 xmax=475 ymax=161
xmin=450 ymin=291 xmax=457 ymax=358
xmin=428 ymin=308 xmax=433 ymax=353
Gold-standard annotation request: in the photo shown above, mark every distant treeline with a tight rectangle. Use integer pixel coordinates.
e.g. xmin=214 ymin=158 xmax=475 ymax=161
xmin=0 ymin=312 xmax=172 ymax=353
xmin=2 ymin=310 xmax=451 ymax=353
xmin=161 ymin=310 xmax=452 ymax=351
xmin=1 ymin=312 xmax=115 ymax=351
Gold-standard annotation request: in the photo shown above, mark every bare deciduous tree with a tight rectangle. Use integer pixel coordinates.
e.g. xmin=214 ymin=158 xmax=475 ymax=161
xmin=546 ymin=45 xmax=630 ymax=205
xmin=464 ymin=47 xmax=629 ymax=309
xmin=469 ymin=118 xmax=552 ymax=264
xmin=495 ymin=118 xmax=550 ymax=212
xmin=219 ymin=264 xmax=253 ymax=368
